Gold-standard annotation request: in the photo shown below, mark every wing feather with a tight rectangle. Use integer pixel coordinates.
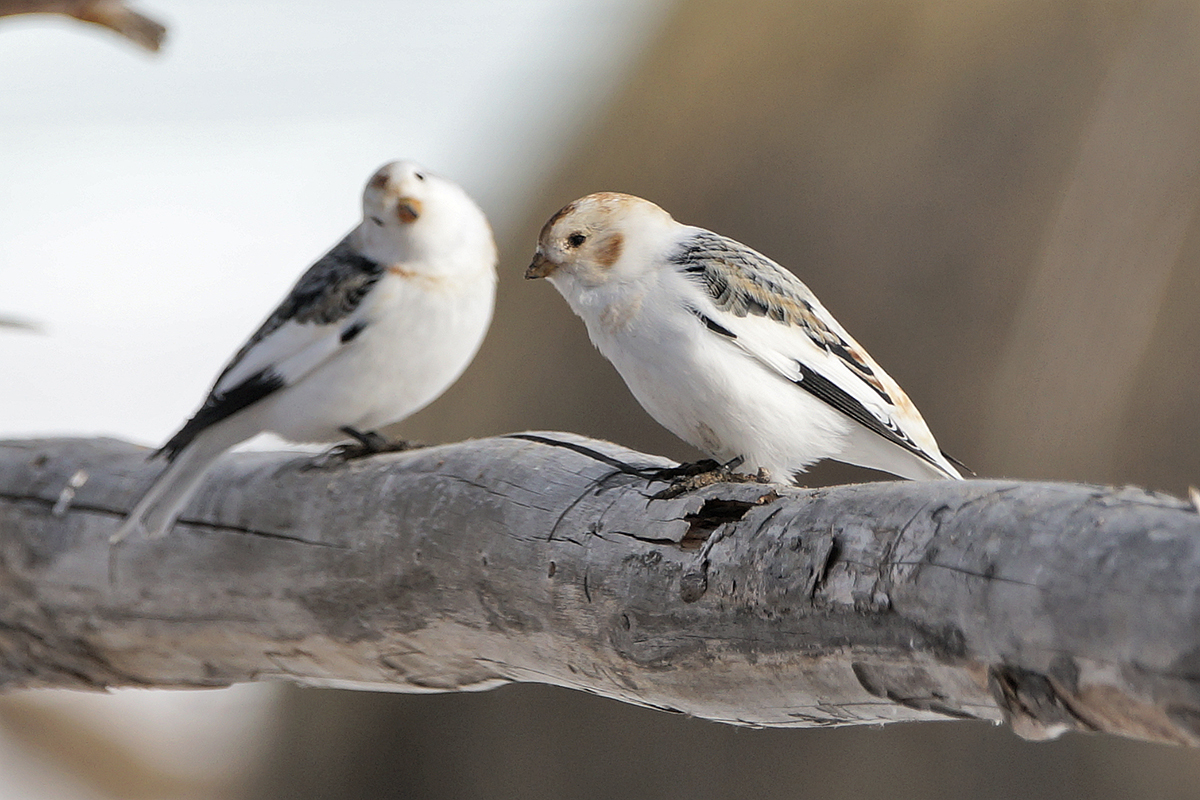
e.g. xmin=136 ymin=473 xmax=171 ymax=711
xmin=213 ymin=236 xmax=383 ymax=392
xmin=157 ymin=235 xmax=383 ymax=460
xmin=670 ymin=230 xmax=953 ymax=474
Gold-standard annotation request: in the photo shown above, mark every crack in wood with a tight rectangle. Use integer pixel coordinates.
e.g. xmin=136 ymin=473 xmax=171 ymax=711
xmin=5 ymin=437 xmax=1200 ymax=743
xmin=0 ymin=489 xmax=347 ymax=549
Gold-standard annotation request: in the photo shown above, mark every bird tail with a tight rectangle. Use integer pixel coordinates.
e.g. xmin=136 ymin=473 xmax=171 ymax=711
xmin=837 ymin=425 xmax=964 ymax=481
xmin=111 ymin=428 xmax=238 ymax=543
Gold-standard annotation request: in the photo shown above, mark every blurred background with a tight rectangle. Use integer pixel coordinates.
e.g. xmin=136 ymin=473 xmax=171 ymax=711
xmin=3 ymin=0 xmax=1200 ymax=797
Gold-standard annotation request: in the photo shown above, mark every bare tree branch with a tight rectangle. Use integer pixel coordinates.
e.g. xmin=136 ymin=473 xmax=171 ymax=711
xmin=0 ymin=0 xmax=166 ymax=52
xmin=1 ymin=435 xmax=1199 ymax=745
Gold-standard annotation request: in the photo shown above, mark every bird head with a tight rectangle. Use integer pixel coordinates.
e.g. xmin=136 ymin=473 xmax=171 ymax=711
xmin=358 ymin=161 xmax=494 ymax=269
xmin=526 ymin=192 xmax=676 ymax=291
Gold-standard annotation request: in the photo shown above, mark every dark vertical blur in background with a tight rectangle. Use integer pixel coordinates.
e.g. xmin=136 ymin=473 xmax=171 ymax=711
xmin=246 ymin=1 xmax=1200 ymax=797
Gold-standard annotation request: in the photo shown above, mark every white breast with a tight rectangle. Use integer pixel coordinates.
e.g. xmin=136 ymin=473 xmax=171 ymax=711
xmin=581 ymin=278 xmax=855 ymax=480
xmin=259 ymin=267 xmax=495 ymax=442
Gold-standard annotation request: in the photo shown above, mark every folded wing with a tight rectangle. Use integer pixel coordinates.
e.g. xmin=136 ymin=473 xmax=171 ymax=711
xmin=159 ymin=237 xmax=384 ymax=460
xmin=672 ymin=231 xmax=959 ymax=479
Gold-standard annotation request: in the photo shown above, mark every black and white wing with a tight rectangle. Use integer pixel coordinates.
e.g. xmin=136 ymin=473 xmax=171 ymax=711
xmin=671 ymin=230 xmax=960 ymax=478
xmin=158 ymin=237 xmax=384 ymax=460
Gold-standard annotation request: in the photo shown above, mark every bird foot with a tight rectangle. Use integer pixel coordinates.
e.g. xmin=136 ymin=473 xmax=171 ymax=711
xmin=646 ymin=457 xmax=769 ymax=500
xmin=310 ymin=427 xmax=427 ymax=465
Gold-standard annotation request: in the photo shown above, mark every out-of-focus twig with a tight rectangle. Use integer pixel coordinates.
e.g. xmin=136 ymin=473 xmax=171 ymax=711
xmin=0 ymin=0 xmax=166 ymax=52
xmin=0 ymin=314 xmax=42 ymax=333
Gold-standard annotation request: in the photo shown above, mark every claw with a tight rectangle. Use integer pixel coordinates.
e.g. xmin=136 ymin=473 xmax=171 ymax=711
xmin=645 ymin=456 xmax=757 ymax=500
xmin=303 ymin=428 xmax=427 ymax=469
xmin=338 ymin=426 xmax=392 ymax=452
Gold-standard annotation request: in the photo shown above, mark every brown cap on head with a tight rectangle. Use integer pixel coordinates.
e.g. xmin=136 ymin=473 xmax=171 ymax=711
xmin=526 ymin=192 xmax=662 ymax=281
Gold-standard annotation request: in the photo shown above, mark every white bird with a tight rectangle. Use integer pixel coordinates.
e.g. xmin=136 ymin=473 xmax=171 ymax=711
xmin=115 ymin=160 xmax=497 ymax=541
xmin=526 ymin=192 xmax=963 ymax=484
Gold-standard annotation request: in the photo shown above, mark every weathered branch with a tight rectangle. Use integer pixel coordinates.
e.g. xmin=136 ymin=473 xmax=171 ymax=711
xmin=0 ymin=0 xmax=166 ymax=52
xmin=1 ymin=435 xmax=1199 ymax=745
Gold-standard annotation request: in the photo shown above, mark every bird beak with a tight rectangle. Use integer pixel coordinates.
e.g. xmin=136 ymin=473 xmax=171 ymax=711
xmin=396 ymin=197 xmax=422 ymax=224
xmin=525 ymin=251 xmax=557 ymax=279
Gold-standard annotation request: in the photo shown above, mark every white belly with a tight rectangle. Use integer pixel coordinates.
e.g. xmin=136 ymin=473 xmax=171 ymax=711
xmin=260 ymin=273 xmax=494 ymax=442
xmin=591 ymin=312 xmax=853 ymax=481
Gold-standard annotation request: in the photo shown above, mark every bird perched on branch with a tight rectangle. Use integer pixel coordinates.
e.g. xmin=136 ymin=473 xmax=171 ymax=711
xmin=115 ymin=161 xmax=497 ymax=541
xmin=526 ymin=192 xmax=962 ymax=485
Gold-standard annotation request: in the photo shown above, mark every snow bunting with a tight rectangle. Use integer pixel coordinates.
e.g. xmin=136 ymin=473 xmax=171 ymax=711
xmin=115 ymin=161 xmax=497 ymax=541
xmin=526 ymin=192 xmax=962 ymax=483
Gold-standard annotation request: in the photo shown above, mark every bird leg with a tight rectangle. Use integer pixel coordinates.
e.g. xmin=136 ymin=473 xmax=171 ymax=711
xmin=340 ymin=426 xmax=392 ymax=451
xmin=646 ymin=456 xmax=770 ymax=500
xmin=319 ymin=426 xmax=427 ymax=462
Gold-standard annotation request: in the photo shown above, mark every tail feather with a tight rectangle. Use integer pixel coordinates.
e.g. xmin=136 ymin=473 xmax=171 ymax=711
xmin=838 ymin=425 xmax=963 ymax=481
xmin=111 ymin=429 xmax=239 ymax=543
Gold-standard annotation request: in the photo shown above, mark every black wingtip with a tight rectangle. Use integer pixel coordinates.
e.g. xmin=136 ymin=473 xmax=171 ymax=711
xmin=155 ymin=431 xmax=189 ymax=463
xmin=154 ymin=368 xmax=287 ymax=463
xmin=685 ymin=305 xmax=737 ymax=339
xmin=942 ymin=450 xmax=975 ymax=477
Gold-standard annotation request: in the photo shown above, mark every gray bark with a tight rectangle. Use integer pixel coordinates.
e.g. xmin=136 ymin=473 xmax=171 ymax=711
xmin=1 ymin=435 xmax=1199 ymax=746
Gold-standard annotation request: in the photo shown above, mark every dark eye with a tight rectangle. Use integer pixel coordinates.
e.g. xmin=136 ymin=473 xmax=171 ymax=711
xmin=370 ymin=216 xmax=384 ymax=226
xmin=567 ymin=232 xmax=587 ymax=248
xmin=414 ymin=172 xmax=426 ymax=181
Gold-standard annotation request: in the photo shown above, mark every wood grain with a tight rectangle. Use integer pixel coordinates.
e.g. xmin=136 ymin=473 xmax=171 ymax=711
xmin=1 ymin=435 xmax=1198 ymax=745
